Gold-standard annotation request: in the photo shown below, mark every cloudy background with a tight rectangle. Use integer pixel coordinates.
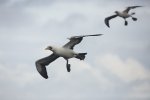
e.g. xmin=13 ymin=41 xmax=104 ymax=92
xmin=0 ymin=0 xmax=150 ymax=100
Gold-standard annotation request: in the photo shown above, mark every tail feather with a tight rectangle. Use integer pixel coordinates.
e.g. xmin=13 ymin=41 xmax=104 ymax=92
xmin=132 ymin=17 xmax=137 ymax=21
xmin=125 ymin=20 xmax=128 ymax=26
xmin=131 ymin=12 xmax=135 ymax=15
xmin=75 ymin=53 xmax=87 ymax=60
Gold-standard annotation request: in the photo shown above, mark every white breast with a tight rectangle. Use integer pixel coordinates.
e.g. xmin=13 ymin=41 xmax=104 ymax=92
xmin=53 ymin=46 xmax=76 ymax=58
xmin=118 ymin=12 xmax=130 ymax=18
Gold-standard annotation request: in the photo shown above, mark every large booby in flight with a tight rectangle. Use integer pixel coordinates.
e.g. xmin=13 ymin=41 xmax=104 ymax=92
xmin=105 ymin=6 xmax=142 ymax=27
xmin=35 ymin=34 xmax=103 ymax=79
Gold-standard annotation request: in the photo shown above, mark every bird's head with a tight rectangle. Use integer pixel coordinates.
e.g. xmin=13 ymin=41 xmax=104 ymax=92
xmin=45 ymin=46 xmax=53 ymax=51
xmin=114 ymin=11 xmax=119 ymax=14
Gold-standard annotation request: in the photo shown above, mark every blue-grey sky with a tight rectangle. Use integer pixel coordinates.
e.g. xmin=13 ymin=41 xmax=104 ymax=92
xmin=0 ymin=0 xmax=150 ymax=100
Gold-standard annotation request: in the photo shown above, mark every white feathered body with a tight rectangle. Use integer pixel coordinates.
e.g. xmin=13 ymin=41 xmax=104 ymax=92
xmin=117 ymin=11 xmax=131 ymax=18
xmin=51 ymin=46 xmax=77 ymax=58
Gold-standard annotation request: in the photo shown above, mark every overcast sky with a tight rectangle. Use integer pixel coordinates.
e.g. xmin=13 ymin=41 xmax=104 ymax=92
xmin=0 ymin=0 xmax=150 ymax=100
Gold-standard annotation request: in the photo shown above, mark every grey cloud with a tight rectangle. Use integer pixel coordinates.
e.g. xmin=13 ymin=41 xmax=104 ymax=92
xmin=0 ymin=0 xmax=9 ymax=6
xmin=0 ymin=0 xmax=150 ymax=100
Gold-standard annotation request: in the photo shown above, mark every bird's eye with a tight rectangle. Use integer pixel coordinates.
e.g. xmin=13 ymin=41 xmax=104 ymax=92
xmin=49 ymin=46 xmax=52 ymax=50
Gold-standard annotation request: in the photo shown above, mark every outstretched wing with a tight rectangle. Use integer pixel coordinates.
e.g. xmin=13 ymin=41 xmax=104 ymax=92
xmin=35 ymin=53 xmax=59 ymax=79
xmin=79 ymin=34 xmax=103 ymax=37
xmin=123 ymin=6 xmax=142 ymax=13
xmin=105 ymin=15 xmax=118 ymax=28
xmin=63 ymin=37 xmax=83 ymax=49
xmin=63 ymin=34 xmax=103 ymax=49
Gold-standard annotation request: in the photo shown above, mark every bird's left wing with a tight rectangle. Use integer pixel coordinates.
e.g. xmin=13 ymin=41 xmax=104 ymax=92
xmin=35 ymin=53 xmax=59 ymax=79
xmin=123 ymin=6 xmax=142 ymax=13
xmin=105 ymin=14 xmax=118 ymax=28
xmin=63 ymin=34 xmax=103 ymax=49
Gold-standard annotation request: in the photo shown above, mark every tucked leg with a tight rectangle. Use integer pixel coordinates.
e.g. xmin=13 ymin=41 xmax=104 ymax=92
xmin=124 ymin=19 xmax=128 ymax=26
xmin=66 ymin=59 xmax=71 ymax=72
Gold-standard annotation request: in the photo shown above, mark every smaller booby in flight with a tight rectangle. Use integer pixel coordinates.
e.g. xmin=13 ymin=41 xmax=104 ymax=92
xmin=105 ymin=6 xmax=142 ymax=27
xmin=35 ymin=34 xmax=103 ymax=79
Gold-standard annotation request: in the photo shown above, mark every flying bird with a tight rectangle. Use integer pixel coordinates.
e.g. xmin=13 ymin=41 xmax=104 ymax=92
xmin=35 ymin=34 xmax=103 ymax=79
xmin=105 ymin=6 xmax=142 ymax=27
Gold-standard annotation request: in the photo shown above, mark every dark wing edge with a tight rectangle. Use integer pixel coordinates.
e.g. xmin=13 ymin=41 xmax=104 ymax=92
xmin=63 ymin=34 xmax=103 ymax=49
xmin=123 ymin=6 xmax=142 ymax=13
xmin=35 ymin=53 xmax=59 ymax=79
xmin=81 ymin=34 xmax=103 ymax=37
xmin=105 ymin=15 xmax=118 ymax=28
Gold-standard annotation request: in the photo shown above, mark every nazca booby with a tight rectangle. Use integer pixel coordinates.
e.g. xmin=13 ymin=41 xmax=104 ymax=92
xmin=35 ymin=34 xmax=103 ymax=79
xmin=105 ymin=6 xmax=142 ymax=27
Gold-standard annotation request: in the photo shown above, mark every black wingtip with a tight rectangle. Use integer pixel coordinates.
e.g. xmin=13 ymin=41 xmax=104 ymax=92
xmin=95 ymin=34 xmax=103 ymax=36
xmin=41 ymin=72 xmax=48 ymax=79
xmin=35 ymin=61 xmax=49 ymax=79
xmin=104 ymin=19 xmax=110 ymax=28
xmin=38 ymin=68 xmax=49 ymax=79
xmin=104 ymin=15 xmax=118 ymax=28
xmin=106 ymin=24 xmax=110 ymax=28
xmin=88 ymin=34 xmax=103 ymax=36
xmin=136 ymin=6 xmax=143 ymax=7
xmin=44 ymin=76 xmax=48 ymax=79
xmin=41 ymin=75 xmax=48 ymax=79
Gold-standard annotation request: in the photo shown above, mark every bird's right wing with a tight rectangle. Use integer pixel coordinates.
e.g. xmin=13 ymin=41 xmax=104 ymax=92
xmin=123 ymin=6 xmax=142 ymax=13
xmin=63 ymin=37 xmax=83 ymax=49
xmin=105 ymin=14 xmax=118 ymax=28
xmin=35 ymin=53 xmax=59 ymax=79
xmin=63 ymin=34 xmax=103 ymax=49
xmin=79 ymin=34 xmax=103 ymax=37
